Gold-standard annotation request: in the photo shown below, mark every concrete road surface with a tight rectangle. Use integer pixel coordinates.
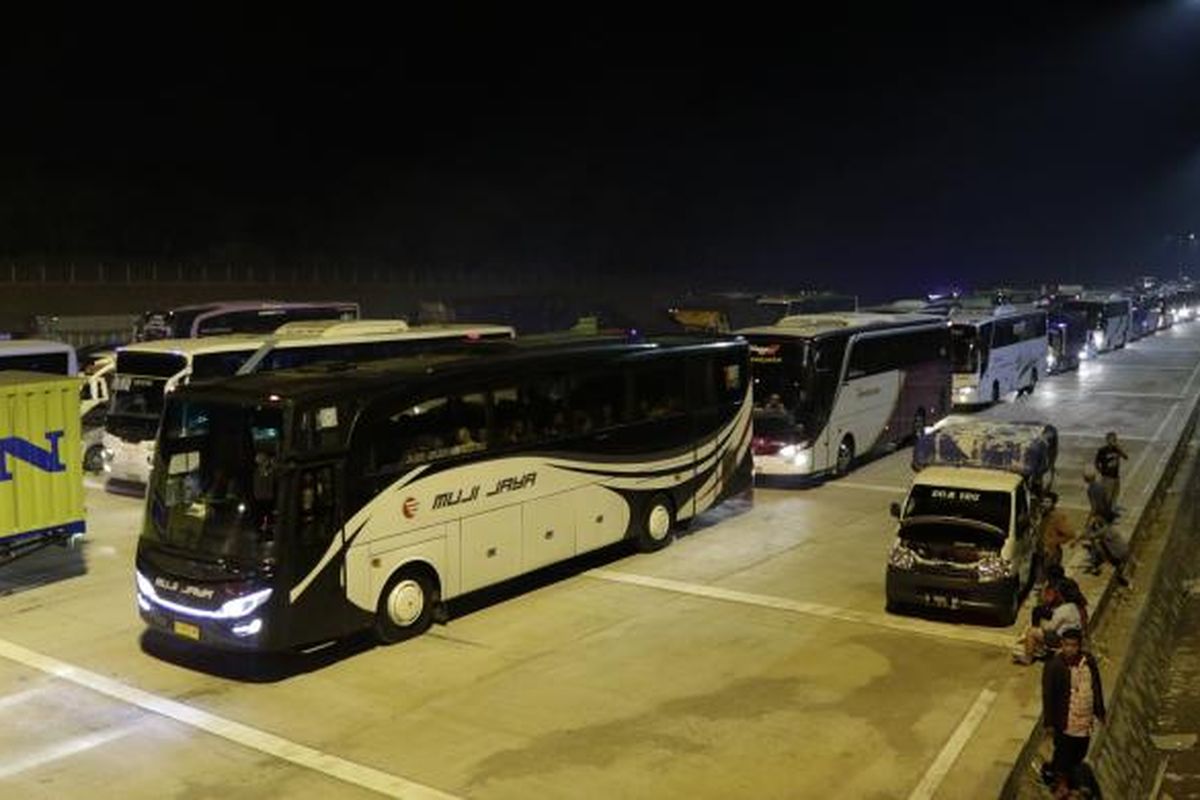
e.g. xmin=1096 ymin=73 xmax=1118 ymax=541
xmin=1 ymin=323 xmax=1199 ymax=799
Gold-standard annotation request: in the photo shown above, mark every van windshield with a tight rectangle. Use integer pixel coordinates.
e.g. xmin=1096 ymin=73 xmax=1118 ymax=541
xmin=903 ymin=485 xmax=1010 ymax=533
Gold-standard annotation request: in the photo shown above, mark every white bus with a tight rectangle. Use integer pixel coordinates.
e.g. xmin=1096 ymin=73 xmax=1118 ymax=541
xmin=738 ymin=313 xmax=952 ymax=479
xmin=103 ymin=320 xmax=515 ymax=491
xmin=0 ymin=339 xmax=78 ymax=376
xmin=949 ymin=306 xmax=1048 ymax=406
xmin=1059 ymin=296 xmax=1132 ymax=354
xmin=135 ymin=300 xmax=360 ymax=341
xmin=133 ymin=335 xmax=753 ymax=650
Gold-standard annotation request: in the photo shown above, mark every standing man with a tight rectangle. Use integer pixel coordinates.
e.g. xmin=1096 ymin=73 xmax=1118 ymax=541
xmin=1041 ymin=628 xmax=1105 ymax=798
xmin=1039 ymin=491 xmax=1076 ymax=582
xmin=1094 ymin=432 xmax=1129 ymax=509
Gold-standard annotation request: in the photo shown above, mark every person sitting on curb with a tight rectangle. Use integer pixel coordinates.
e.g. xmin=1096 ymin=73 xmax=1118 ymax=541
xmin=1015 ymin=583 xmax=1082 ymax=665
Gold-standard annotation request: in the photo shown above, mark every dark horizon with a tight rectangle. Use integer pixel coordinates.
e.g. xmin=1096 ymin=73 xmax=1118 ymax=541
xmin=2 ymin=5 xmax=1199 ymax=301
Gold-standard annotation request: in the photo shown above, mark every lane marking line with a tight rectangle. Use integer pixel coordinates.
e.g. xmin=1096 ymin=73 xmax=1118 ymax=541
xmin=1127 ymin=402 xmax=1180 ymax=487
xmin=1088 ymin=390 xmax=1185 ymax=400
xmin=585 ymin=569 xmax=1013 ymax=649
xmin=906 ymin=687 xmax=999 ymax=800
xmin=0 ymin=722 xmax=138 ymax=781
xmin=83 ymin=478 xmax=107 ymax=491
xmin=1053 ymin=430 xmax=1152 ymax=442
xmin=0 ymin=683 xmax=52 ymax=711
xmin=0 ymin=638 xmax=462 ymax=800
xmin=828 ymin=481 xmax=906 ymax=494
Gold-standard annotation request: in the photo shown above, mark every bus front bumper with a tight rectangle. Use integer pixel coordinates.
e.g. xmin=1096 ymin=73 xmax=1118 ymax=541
xmin=136 ymin=572 xmax=275 ymax=651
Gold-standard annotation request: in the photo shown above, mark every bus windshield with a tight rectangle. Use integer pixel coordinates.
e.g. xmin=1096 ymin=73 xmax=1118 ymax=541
xmin=949 ymin=327 xmax=979 ymax=374
xmin=145 ymin=399 xmax=283 ymax=562
xmin=747 ymin=337 xmax=839 ymax=440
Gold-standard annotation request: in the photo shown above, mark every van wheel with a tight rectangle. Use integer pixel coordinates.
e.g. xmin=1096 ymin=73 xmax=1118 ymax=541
xmin=1029 ymin=368 xmax=1038 ymax=394
xmin=996 ymin=589 xmax=1020 ymax=627
xmin=912 ymin=409 xmax=926 ymax=443
xmin=635 ymin=494 xmax=675 ymax=552
xmin=834 ymin=435 xmax=855 ymax=476
xmin=991 ymin=381 xmax=1001 ymax=405
xmin=373 ymin=566 xmax=437 ymax=644
xmin=83 ymin=444 xmax=105 ymax=473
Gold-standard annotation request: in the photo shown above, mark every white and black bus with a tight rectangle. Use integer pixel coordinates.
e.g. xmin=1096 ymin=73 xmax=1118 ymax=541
xmin=134 ymin=336 xmax=753 ymax=650
xmin=738 ymin=313 xmax=951 ymax=479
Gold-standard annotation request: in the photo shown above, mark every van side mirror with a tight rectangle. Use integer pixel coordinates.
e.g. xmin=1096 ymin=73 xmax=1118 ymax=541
xmin=889 ymin=501 xmax=901 ymax=519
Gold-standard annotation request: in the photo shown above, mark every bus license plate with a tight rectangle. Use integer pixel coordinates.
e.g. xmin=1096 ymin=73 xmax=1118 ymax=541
xmin=173 ymin=620 xmax=200 ymax=641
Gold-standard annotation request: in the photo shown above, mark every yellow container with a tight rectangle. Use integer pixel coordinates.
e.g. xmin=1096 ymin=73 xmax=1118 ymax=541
xmin=0 ymin=371 xmax=85 ymax=545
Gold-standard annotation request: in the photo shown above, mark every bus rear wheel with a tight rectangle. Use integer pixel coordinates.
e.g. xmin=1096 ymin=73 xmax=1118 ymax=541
xmin=374 ymin=566 xmax=437 ymax=644
xmin=634 ymin=494 xmax=675 ymax=552
xmin=991 ymin=381 xmax=1001 ymax=405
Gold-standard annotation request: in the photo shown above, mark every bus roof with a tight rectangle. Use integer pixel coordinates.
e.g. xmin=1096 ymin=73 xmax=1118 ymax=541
xmin=116 ymin=322 xmax=516 ymax=358
xmin=736 ymin=312 xmax=944 ymax=339
xmin=171 ymin=335 xmax=742 ymax=408
xmin=0 ymin=339 xmax=76 ymax=357
xmin=167 ymin=299 xmax=359 ymax=313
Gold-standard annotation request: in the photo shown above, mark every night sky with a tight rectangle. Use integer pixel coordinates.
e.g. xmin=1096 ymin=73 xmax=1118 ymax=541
xmin=2 ymin=5 xmax=1199 ymax=300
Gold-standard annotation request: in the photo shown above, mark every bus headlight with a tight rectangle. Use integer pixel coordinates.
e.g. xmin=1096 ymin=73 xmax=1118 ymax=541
xmin=888 ymin=542 xmax=915 ymax=570
xmin=976 ymin=554 xmax=1015 ymax=583
xmin=1078 ymin=348 xmax=1090 ymax=361
xmin=1092 ymin=330 xmax=1104 ymax=348
xmin=218 ymin=588 xmax=273 ymax=619
xmin=1046 ymin=352 xmax=1057 ymax=367
xmin=231 ymin=618 xmax=263 ymax=637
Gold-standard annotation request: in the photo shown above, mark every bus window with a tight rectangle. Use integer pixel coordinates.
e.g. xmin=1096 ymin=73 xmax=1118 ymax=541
xmin=567 ymin=369 xmax=624 ymax=434
xmin=629 ymin=361 xmax=686 ymax=422
xmin=377 ymin=392 xmax=488 ymax=470
xmin=192 ymin=351 xmax=255 ymax=380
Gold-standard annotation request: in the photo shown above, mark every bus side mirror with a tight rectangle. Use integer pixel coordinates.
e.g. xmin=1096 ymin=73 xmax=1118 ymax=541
xmin=889 ymin=501 xmax=901 ymax=519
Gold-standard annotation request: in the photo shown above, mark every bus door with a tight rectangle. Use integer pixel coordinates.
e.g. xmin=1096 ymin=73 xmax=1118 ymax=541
xmin=686 ymin=349 xmax=748 ymax=515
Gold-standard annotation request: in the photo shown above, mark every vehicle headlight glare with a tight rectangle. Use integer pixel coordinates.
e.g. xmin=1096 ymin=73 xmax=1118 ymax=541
xmin=218 ymin=588 xmax=273 ymax=619
xmin=889 ymin=542 xmax=915 ymax=570
xmin=779 ymin=444 xmax=797 ymax=459
xmin=976 ymin=554 xmax=1015 ymax=583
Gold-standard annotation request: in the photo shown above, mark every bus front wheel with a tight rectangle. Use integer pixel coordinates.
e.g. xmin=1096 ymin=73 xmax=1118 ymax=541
xmin=635 ymin=494 xmax=675 ymax=552
xmin=834 ymin=436 xmax=855 ymax=476
xmin=374 ymin=566 xmax=438 ymax=644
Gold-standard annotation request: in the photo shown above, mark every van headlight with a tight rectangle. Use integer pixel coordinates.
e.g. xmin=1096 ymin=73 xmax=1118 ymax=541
xmin=888 ymin=541 xmax=916 ymax=570
xmin=976 ymin=554 xmax=1015 ymax=583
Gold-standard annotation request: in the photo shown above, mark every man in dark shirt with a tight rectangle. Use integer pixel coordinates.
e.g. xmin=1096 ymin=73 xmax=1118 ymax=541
xmin=1094 ymin=431 xmax=1129 ymax=508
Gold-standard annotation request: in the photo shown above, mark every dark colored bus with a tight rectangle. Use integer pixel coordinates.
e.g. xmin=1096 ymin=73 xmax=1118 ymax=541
xmin=135 ymin=336 xmax=753 ymax=650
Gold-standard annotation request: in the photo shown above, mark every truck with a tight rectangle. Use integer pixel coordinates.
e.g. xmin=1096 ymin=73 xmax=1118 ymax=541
xmin=884 ymin=418 xmax=1058 ymax=624
xmin=0 ymin=372 xmax=86 ymax=565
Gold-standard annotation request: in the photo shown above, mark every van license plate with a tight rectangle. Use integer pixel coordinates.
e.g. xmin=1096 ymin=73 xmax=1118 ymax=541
xmin=173 ymin=620 xmax=200 ymax=640
xmin=924 ymin=593 xmax=958 ymax=610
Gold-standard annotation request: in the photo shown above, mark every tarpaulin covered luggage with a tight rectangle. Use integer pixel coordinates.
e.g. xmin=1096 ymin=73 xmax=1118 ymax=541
xmin=912 ymin=417 xmax=1057 ymax=486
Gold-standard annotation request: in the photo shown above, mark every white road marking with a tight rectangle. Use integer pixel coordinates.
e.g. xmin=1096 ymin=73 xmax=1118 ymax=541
xmin=906 ymin=687 xmax=999 ymax=800
xmin=829 ymin=481 xmax=906 ymax=494
xmin=0 ymin=722 xmax=139 ymax=780
xmin=0 ymin=638 xmax=462 ymax=800
xmin=1127 ymin=402 xmax=1181 ymax=487
xmin=1089 ymin=390 xmax=1185 ymax=400
xmin=83 ymin=478 xmax=106 ymax=491
xmin=585 ymin=569 xmax=1013 ymax=648
xmin=0 ymin=682 xmax=52 ymax=711
xmin=1054 ymin=430 xmax=1152 ymax=442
